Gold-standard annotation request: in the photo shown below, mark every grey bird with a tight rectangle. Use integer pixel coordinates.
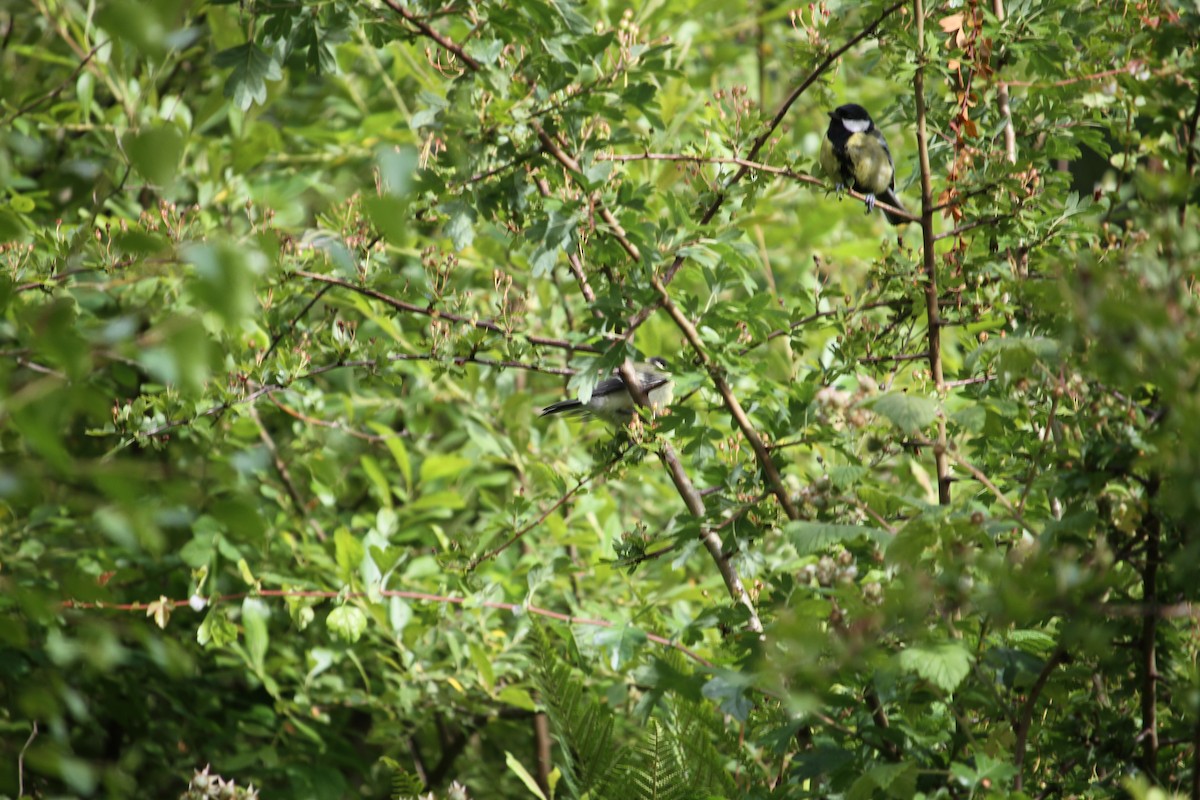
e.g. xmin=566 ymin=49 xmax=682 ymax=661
xmin=540 ymin=358 xmax=673 ymax=423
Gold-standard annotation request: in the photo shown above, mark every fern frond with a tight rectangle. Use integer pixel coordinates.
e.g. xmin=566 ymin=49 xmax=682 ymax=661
xmin=379 ymin=756 xmax=425 ymax=800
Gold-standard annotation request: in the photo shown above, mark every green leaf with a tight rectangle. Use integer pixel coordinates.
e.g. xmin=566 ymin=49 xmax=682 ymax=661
xmin=898 ymin=643 xmax=973 ymax=693
xmin=327 ymin=605 xmax=368 ymax=643
xmin=442 ymin=199 xmax=476 ymax=250
xmin=123 ymin=125 xmax=185 ymax=185
xmin=419 ymin=453 xmax=472 ymax=483
xmin=592 ymin=623 xmax=646 ymax=670
xmin=505 ymin=751 xmax=549 ymax=800
xmin=214 ymin=42 xmax=281 ymax=110
xmin=184 ymin=241 xmax=266 ymax=329
xmin=785 ymin=521 xmax=890 ymax=555
xmin=335 ymin=528 xmax=365 ymax=578
xmin=861 ymin=392 xmax=939 ymax=434
xmin=241 ymin=597 xmax=271 ymax=672
xmin=0 ymin=208 xmax=27 ymax=241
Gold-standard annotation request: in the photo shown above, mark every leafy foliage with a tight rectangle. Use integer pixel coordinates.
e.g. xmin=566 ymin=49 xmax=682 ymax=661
xmin=1 ymin=0 xmax=1199 ymax=797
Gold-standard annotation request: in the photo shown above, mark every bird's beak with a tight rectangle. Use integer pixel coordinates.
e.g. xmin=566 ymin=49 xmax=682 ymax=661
xmin=827 ymin=111 xmax=835 ymax=118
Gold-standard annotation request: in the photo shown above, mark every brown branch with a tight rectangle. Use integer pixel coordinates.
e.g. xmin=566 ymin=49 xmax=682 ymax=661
xmin=2 ymin=41 xmax=106 ymax=125
xmin=991 ymin=0 xmax=1017 ymax=164
xmin=17 ymin=721 xmax=37 ymax=799
xmin=912 ymin=0 xmax=951 ymax=506
xmin=533 ymin=123 xmax=643 ymax=262
xmin=1017 ymin=383 xmax=1060 ymax=514
xmin=653 ymin=277 xmax=800 ymax=523
xmin=380 ymin=0 xmax=482 ymax=72
xmin=739 ymin=298 xmax=901 ymax=355
xmin=860 ymin=351 xmax=929 ymax=364
xmin=1013 ymin=649 xmax=1068 ymax=792
xmin=1000 ymin=61 xmax=1147 ymax=89
xmin=941 ymin=442 xmax=1034 ymax=534
xmin=610 ymin=358 xmax=762 ymax=633
xmin=294 ymin=270 xmax=599 ymax=353
xmin=540 ymin=129 xmax=763 ymax=634
xmin=943 ymin=375 xmax=993 ymax=388
xmin=597 ymin=152 xmax=915 ymax=223
xmin=866 ymin=687 xmax=901 ymax=760
xmin=932 ymin=215 xmax=1006 ymax=242
xmin=262 ymin=283 xmax=332 ymax=363
xmin=533 ymin=172 xmax=598 ymax=304
xmin=1100 ymin=602 xmax=1200 ymax=619
xmin=270 ymin=396 xmax=403 ymax=442
xmin=249 ymin=406 xmax=327 ymax=541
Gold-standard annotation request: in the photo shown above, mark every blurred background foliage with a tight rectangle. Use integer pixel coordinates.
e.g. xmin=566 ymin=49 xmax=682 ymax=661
xmin=1 ymin=0 xmax=1198 ymax=797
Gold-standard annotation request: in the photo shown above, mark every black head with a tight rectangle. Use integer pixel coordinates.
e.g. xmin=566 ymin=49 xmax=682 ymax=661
xmin=647 ymin=356 xmax=669 ymax=370
xmin=829 ymin=103 xmax=874 ymax=123
xmin=829 ymin=105 xmax=878 ymax=140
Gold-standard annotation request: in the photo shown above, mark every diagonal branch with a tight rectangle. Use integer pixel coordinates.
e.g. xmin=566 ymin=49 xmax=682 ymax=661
xmin=380 ymin=0 xmax=482 ymax=72
xmin=653 ymin=276 xmax=800 ymax=522
xmin=467 ymin=444 xmax=631 ymax=569
xmin=1013 ymin=649 xmax=1068 ymax=792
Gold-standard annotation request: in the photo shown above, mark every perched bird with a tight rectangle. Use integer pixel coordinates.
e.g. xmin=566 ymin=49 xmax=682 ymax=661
xmin=819 ymin=103 xmax=908 ymax=225
xmin=540 ymin=358 xmax=673 ymax=423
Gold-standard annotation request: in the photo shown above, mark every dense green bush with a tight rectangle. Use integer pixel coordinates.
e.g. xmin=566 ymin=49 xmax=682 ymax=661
xmin=1 ymin=0 xmax=1198 ymax=797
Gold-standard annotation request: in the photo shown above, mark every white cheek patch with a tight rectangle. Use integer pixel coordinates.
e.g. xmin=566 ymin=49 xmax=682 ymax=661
xmin=842 ymin=118 xmax=871 ymax=133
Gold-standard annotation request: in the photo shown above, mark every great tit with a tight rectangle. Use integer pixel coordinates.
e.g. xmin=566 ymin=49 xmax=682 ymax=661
xmin=819 ymin=103 xmax=908 ymax=225
xmin=540 ymin=357 xmax=673 ymax=423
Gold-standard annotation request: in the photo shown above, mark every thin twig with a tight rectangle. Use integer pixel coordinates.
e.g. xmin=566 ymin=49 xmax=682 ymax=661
xmin=468 ymin=445 xmax=631 ymax=568
xmin=262 ymin=284 xmax=332 ymax=363
xmin=598 ymin=152 xmax=914 ymax=223
xmin=380 ymin=0 xmax=482 ymax=71
xmin=127 ymin=351 xmax=572 ymax=440
xmin=1140 ymin=480 xmax=1162 ymax=779
xmin=1181 ymin=89 xmax=1200 ymax=227
xmin=991 ymin=0 xmax=1017 ymax=164
xmin=18 ymin=721 xmax=37 ymax=798
xmin=912 ymin=0 xmax=951 ymax=505
xmin=250 ymin=406 xmax=327 ymax=541
xmin=2 ymin=41 xmax=106 ymax=125
xmin=1013 ymin=649 xmax=1068 ymax=792
xmin=932 ymin=215 xmax=1006 ymax=242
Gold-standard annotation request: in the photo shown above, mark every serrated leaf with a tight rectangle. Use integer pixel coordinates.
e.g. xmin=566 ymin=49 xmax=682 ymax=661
xmin=214 ymin=42 xmax=281 ymax=110
xmin=786 ymin=521 xmax=890 ymax=555
xmin=862 ymin=392 xmax=939 ymax=434
xmin=898 ymin=643 xmax=972 ymax=693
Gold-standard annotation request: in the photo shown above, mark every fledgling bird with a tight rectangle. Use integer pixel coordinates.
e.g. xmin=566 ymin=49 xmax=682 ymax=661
xmin=540 ymin=358 xmax=673 ymax=423
xmin=819 ymin=103 xmax=908 ymax=225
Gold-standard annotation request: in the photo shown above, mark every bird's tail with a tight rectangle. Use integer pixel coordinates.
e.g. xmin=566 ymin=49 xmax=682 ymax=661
xmin=539 ymin=399 xmax=584 ymax=417
xmin=880 ymin=188 xmax=909 ymax=226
